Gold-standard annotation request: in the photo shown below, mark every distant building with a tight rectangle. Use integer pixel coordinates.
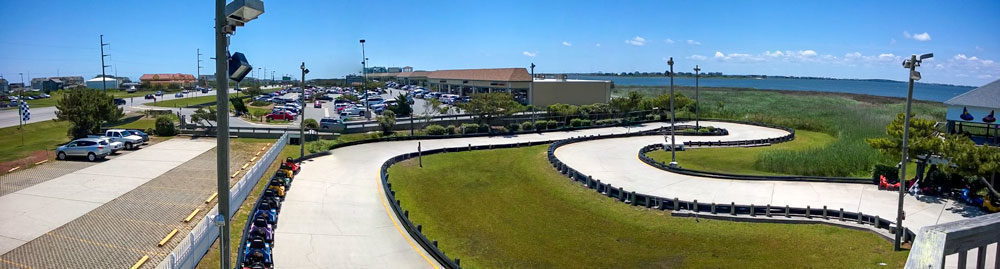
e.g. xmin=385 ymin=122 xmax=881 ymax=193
xmin=140 ymin=73 xmax=196 ymax=86
xmin=375 ymin=67 xmax=611 ymax=106
xmin=945 ymin=79 xmax=999 ymax=146
xmin=86 ymin=77 xmax=120 ymax=89
xmin=54 ymin=76 xmax=85 ymax=87
xmin=41 ymin=78 xmax=64 ymax=92
xmin=402 ymin=66 xmax=413 ymax=72
xmin=0 ymin=78 xmax=8 ymax=94
xmin=346 ymin=75 xmax=364 ymax=85
xmin=387 ymin=67 xmax=402 ymax=73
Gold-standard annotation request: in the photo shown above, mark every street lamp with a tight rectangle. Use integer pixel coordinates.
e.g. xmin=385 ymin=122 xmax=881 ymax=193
xmin=666 ymin=57 xmax=678 ymax=167
xmin=215 ymin=1 xmax=264 ymax=268
xmin=693 ymin=65 xmax=701 ymax=129
xmin=360 ymin=39 xmax=370 ymax=120
xmin=300 ymin=62 xmax=309 ymax=158
xmin=894 ymin=52 xmax=932 ymax=251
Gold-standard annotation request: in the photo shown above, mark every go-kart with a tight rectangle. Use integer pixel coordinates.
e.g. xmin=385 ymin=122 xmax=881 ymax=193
xmin=241 ymin=239 xmax=273 ymax=268
xmin=248 ymin=225 xmax=274 ymax=244
xmin=879 ymin=175 xmax=916 ymax=191
xmin=268 ymin=180 xmax=286 ymax=197
xmin=280 ymin=157 xmax=300 ymax=174
xmin=254 ymin=203 xmax=278 ymax=225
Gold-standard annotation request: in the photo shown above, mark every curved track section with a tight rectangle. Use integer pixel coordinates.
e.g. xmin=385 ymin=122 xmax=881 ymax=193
xmin=273 ymin=123 xmax=681 ymax=268
xmin=554 ymin=121 xmax=980 ymax=234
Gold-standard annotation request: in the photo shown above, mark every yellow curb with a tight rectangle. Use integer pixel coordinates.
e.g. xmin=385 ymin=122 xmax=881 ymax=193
xmin=157 ymin=229 xmax=179 ymax=247
xmin=35 ymin=159 xmax=49 ymax=165
xmin=7 ymin=167 xmax=19 ymax=173
xmin=130 ymin=255 xmax=150 ymax=269
xmin=183 ymin=208 xmax=202 ymax=223
xmin=250 ymin=157 xmax=257 ymax=162
xmin=204 ymin=192 xmax=218 ymax=204
xmin=241 ymin=163 xmax=250 ymax=170
xmin=231 ymin=171 xmax=241 ymax=178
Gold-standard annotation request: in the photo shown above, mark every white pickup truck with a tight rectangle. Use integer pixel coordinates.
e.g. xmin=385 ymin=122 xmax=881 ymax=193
xmin=99 ymin=129 xmax=145 ymax=150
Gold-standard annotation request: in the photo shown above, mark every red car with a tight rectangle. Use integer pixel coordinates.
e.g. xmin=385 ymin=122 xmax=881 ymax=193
xmin=314 ymin=101 xmax=322 ymax=108
xmin=265 ymin=111 xmax=297 ymax=121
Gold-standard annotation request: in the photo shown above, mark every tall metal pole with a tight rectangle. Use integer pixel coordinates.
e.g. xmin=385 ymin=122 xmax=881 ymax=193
xmin=668 ymin=57 xmax=677 ymax=167
xmin=100 ymin=35 xmax=109 ymax=91
xmin=197 ymin=49 xmax=203 ymax=87
xmin=895 ymin=54 xmax=918 ymax=251
xmin=694 ymin=65 xmax=701 ymax=129
xmin=360 ymin=39 xmax=369 ymax=120
xmin=300 ymin=62 xmax=306 ymax=158
xmin=213 ymin=0 xmax=232 ymax=267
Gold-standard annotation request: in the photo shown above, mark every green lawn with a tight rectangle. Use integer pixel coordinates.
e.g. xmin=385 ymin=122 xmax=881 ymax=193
xmin=150 ymin=95 xmax=221 ymax=108
xmin=648 ymin=130 xmax=835 ymax=176
xmin=21 ymin=89 xmax=163 ymax=108
xmin=618 ymin=86 xmax=945 ymax=177
xmin=388 ymin=145 xmax=908 ymax=268
xmin=0 ymin=120 xmax=71 ymax=163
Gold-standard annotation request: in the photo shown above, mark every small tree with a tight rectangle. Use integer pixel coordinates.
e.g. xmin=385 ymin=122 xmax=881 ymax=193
xmin=457 ymin=92 xmax=524 ymax=125
xmin=391 ymin=93 xmax=413 ymax=116
xmin=609 ymin=91 xmax=644 ymax=120
xmin=303 ymin=118 xmax=319 ymax=130
xmin=940 ymin=135 xmax=1000 ymax=197
xmin=377 ymin=110 xmax=396 ymax=135
xmin=231 ymin=97 xmax=249 ymax=116
xmin=191 ymin=107 xmax=218 ymax=127
xmin=155 ymin=116 xmax=177 ymax=136
xmin=55 ymin=89 xmax=124 ymax=138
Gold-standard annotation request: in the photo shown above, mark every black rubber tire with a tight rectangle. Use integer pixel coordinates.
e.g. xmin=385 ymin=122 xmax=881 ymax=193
xmin=125 ymin=142 xmax=133 ymax=150
xmin=87 ymin=153 xmax=97 ymax=162
xmin=57 ymin=152 xmax=66 ymax=160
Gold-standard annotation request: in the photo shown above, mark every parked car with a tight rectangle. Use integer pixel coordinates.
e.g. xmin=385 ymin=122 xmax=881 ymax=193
xmin=265 ymin=111 xmax=297 ymax=121
xmin=126 ymin=129 xmax=150 ymax=143
xmin=113 ymin=98 xmax=127 ymax=106
xmin=314 ymin=101 xmax=322 ymax=108
xmin=102 ymin=129 xmax=145 ymax=150
xmin=144 ymin=94 xmax=155 ymax=99
xmin=174 ymin=92 xmax=184 ymax=98
xmin=155 ymin=91 xmax=164 ymax=96
xmin=319 ymin=117 xmax=345 ymax=131
xmin=55 ymin=138 xmax=112 ymax=161
xmin=85 ymin=136 xmax=124 ymax=154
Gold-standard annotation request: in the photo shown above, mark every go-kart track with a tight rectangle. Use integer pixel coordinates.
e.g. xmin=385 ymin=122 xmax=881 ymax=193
xmin=275 ymin=121 xmax=981 ymax=268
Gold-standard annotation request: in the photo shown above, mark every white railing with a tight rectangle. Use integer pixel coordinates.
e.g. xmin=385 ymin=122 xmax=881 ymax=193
xmin=905 ymin=212 xmax=1000 ymax=269
xmin=156 ymin=133 xmax=288 ymax=269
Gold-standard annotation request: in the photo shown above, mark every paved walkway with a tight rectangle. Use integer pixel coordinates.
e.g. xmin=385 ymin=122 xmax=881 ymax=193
xmin=0 ymin=138 xmax=216 ymax=255
xmin=274 ymin=123 xmax=674 ymax=268
xmin=554 ymin=121 xmax=982 ymax=233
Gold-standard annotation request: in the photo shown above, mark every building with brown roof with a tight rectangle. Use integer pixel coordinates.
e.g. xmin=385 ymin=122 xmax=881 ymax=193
xmin=139 ymin=73 xmax=196 ymax=87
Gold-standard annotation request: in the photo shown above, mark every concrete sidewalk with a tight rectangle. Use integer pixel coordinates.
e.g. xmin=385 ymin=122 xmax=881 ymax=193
xmin=273 ymin=122 xmax=676 ymax=268
xmin=0 ymin=138 xmax=216 ymax=255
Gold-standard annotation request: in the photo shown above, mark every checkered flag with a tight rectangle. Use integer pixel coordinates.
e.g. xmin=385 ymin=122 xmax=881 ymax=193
xmin=20 ymin=101 xmax=30 ymax=122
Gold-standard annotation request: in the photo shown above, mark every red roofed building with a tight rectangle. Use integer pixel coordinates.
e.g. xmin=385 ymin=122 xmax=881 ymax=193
xmin=140 ymin=73 xmax=196 ymax=86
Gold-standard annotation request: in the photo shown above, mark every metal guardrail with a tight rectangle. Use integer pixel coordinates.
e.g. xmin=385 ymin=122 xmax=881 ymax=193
xmin=905 ymin=212 xmax=1000 ymax=269
xmin=156 ymin=133 xmax=288 ymax=269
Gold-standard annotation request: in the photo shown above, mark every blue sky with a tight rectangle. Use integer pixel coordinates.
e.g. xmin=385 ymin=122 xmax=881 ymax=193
xmin=1 ymin=0 xmax=998 ymax=86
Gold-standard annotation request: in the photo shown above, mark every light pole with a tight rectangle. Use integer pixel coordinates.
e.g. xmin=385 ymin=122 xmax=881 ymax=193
xmin=197 ymin=48 xmax=203 ymax=88
xmin=667 ymin=57 xmax=678 ymax=167
xmin=895 ymin=52 xmax=932 ymax=251
xmin=100 ymin=35 xmax=110 ymax=91
xmin=693 ymin=65 xmax=701 ymax=129
xmin=300 ymin=62 xmax=308 ymax=158
xmin=360 ymin=39 xmax=369 ymax=120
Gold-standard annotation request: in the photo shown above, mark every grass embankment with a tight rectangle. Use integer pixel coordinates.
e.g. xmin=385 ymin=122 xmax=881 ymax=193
xmin=389 ymin=145 xmax=908 ymax=268
xmin=196 ymin=139 xmax=298 ymax=269
xmin=0 ymin=120 xmax=71 ymax=163
xmin=649 ymin=130 xmax=835 ymax=176
xmin=150 ymin=95 xmax=221 ymax=108
xmin=22 ymin=89 xmax=163 ymax=108
xmin=621 ymin=86 xmax=944 ymax=177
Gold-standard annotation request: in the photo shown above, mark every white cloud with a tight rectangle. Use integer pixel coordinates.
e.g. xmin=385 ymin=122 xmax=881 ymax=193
xmin=522 ymin=51 xmax=537 ymax=57
xmin=686 ymin=40 xmax=701 ymax=45
xmin=714 ymin=51 xmax=725 ymax=58
xmin=903 ymin=31 xmax=932 ymax=41
xmin=688 ymin=54 xmax=707 ymax=60
xmin=625 ymin=36 xmax=646 ymax=46
xmin=877 ymin=53 xmax=898 ymax=61
xmin=712 ymin=51 xmax=763 ymax=62
xmin=561 ymin=41 xmax=572 ymax=47
xmin=799 ymin=50 xmax=817 ymax=57
xmin=764 ymin=50 xmax=785 ymax=57
xmin=595 ymin=43 xmax=601 ymax=47
xmin=664 ymin=38 xmax=675 ymax=44
xmin=845 ymin=52 xmax=862 ymax=58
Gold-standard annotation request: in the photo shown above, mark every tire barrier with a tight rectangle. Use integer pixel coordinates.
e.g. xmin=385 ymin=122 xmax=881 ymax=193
xmin=682 ymin=119 xmax=795 ymax=148
xmin=637 ymin=144 xmax=873 ymax=184
xmin=234 ymin=158 xmax=300 ymax=269
xmin=547 ymin=135 xmax=916 ymax=244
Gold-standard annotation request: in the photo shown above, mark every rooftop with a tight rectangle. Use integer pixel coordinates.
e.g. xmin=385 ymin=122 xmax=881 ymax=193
xmin=945 ymin=79 xmax=1000 ymax=109
xmin=426 ymin=68 xmax=531 ymax=82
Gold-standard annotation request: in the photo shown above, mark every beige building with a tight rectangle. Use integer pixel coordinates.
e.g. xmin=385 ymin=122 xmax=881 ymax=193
xmin=374 ymin=67 xmax=610 ymax=106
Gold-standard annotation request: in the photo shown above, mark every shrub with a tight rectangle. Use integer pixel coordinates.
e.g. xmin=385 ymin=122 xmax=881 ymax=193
xmin=520 ymin=121 xmax=535 ymax=131
xmin=546 ymin=120 xmax=559 ymax=129
xmin=303 ymin=118 xmax=319 ymax=130
xmin=145 ymin=128 xmax=155 ymax=136
xmin=570 ymin=118 xmax=584 ymax=127
xmin=424 ymin=124 xmax=447 ymax=135
xmin=507 ymin=123 xmax=521 ymax=132
xmin=596 ymin=119 xmax=619 ymax=126
xmin=250 ymin=100 xmax=269 ymax=106
xmin=535 ymin=120 xmax=549 ymax=130
xmin=461 ymin=123 xmax=480 ymax=134
xmin=478 ymin=124 xmax=490 ymax=133
xmin=580 ymin=119 xmax=592 ymax=126
xmin=445 ymin=125 xmax=457 ymax=135
xmin=155 ymin=116 xmax=177 ymax=136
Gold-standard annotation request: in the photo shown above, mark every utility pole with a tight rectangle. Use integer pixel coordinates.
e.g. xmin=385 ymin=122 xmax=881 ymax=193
xmin=197 ymin=48 xmax=203 ymax=87
xmin=694 ymin=65 xmax=701 ymax=129
xmin=360 ymin=39 xmax=369 ymax=120
xmin=895 ymin=52 xmax=932 ymax=250
xmin=213 ymin=0 xmax=231 ymax=267
xmin=300 ymin=62 xmax=308 ymax=158
xmin=667 ymin=57 xmax=678 ymax=167
xmin=100 ymin=35 xmax=110 ymax=91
